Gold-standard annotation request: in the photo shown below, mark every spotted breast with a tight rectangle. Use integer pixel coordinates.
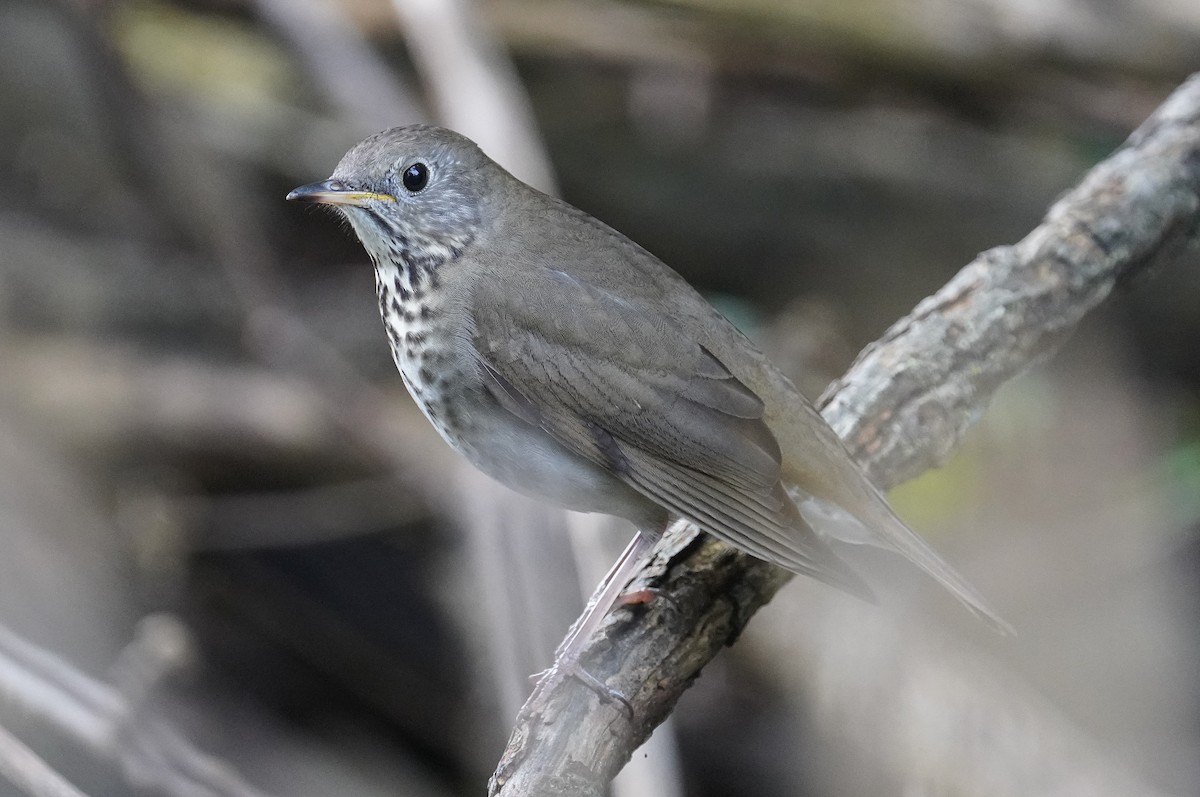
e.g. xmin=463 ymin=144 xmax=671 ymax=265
xmin=373 ymin=257 xmax=471 ymax=446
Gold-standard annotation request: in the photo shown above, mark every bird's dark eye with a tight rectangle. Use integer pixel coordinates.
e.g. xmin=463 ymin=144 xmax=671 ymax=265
xmin=402 ymin=163 xmax=429 ymax=192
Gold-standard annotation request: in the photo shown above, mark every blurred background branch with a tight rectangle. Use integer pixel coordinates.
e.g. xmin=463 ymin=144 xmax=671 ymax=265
xmin=0 ymin=0 xmax=1198 ymax=795
xmin=0 ymin=618 xmax=272 ymax=797
xmin=0 ymin=724 xmax=90 ymax=797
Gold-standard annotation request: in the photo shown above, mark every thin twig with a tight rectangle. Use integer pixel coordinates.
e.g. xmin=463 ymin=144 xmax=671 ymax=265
xmin=0 ymin=723 xmax=90 ymax=797
xmin=0 ymin=623 xmax=274 ymax=797
xmin=489 ymin=73 xmax=1200 ymax=796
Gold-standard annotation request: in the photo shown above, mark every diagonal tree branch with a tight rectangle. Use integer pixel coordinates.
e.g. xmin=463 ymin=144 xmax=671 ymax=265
xmin=489 ymin=73 xmax=1200 ymax=796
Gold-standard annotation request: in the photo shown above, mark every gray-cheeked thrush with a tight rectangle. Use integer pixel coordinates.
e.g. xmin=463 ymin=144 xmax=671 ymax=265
xmin=287 ymin=125 xmax=1009 ymax=671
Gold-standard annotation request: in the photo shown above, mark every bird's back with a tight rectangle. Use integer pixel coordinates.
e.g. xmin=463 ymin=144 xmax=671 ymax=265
xmin=483 ymin=177 xmax=1009 ymax=630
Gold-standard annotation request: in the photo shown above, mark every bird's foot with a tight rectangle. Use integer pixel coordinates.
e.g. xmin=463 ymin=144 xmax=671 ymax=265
xmin=564 ymin=657 xmax=633 ymax=715
xmin=530 ymin=656 xmax=633 ymax=717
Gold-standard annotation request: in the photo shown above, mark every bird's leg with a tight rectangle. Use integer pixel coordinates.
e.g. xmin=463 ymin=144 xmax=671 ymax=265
xmin=551 ymin=530 xmax=655 ymax=704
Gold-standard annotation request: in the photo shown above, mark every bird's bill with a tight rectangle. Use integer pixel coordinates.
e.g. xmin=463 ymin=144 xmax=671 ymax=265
xmin=286 ymin=180 xmax=394 ymax=206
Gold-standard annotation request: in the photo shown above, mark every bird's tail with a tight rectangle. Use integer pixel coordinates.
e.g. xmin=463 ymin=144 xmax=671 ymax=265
xmin=795 ymin=486 xmax=1014 ymax=635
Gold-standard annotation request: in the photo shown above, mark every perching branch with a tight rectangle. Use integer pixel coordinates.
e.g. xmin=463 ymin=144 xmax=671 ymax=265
xmin=489 ymin=73 xmax=1200 ymax=796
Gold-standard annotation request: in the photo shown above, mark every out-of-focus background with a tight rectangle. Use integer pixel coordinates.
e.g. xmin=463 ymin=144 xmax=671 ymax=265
xmin=1 ymin=0 xmax=1199 ymax=795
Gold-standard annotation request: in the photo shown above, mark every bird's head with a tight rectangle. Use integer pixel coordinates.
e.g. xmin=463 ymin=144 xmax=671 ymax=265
xmin=288 ymin=125 xmax=494 ymax=270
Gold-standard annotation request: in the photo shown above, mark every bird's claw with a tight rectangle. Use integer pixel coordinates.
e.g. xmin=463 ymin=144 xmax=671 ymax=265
xmin=562 ymin=659 xmax=633 ymax=717
xmin=529 ymin=658 xmax=633 ymax=718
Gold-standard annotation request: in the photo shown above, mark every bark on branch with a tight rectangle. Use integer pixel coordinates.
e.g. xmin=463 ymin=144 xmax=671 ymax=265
xmin=489 ymin=73 xmax=1200 ymax=796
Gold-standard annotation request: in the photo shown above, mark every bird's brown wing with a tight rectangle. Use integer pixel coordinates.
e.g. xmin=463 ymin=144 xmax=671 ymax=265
xmin=469 ymin=266 xmax=869 ymax=595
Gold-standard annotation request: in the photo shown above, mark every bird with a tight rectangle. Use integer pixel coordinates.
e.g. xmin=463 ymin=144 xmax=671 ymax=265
xmin=287 ymin=125 xmax=1009 ymax=668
